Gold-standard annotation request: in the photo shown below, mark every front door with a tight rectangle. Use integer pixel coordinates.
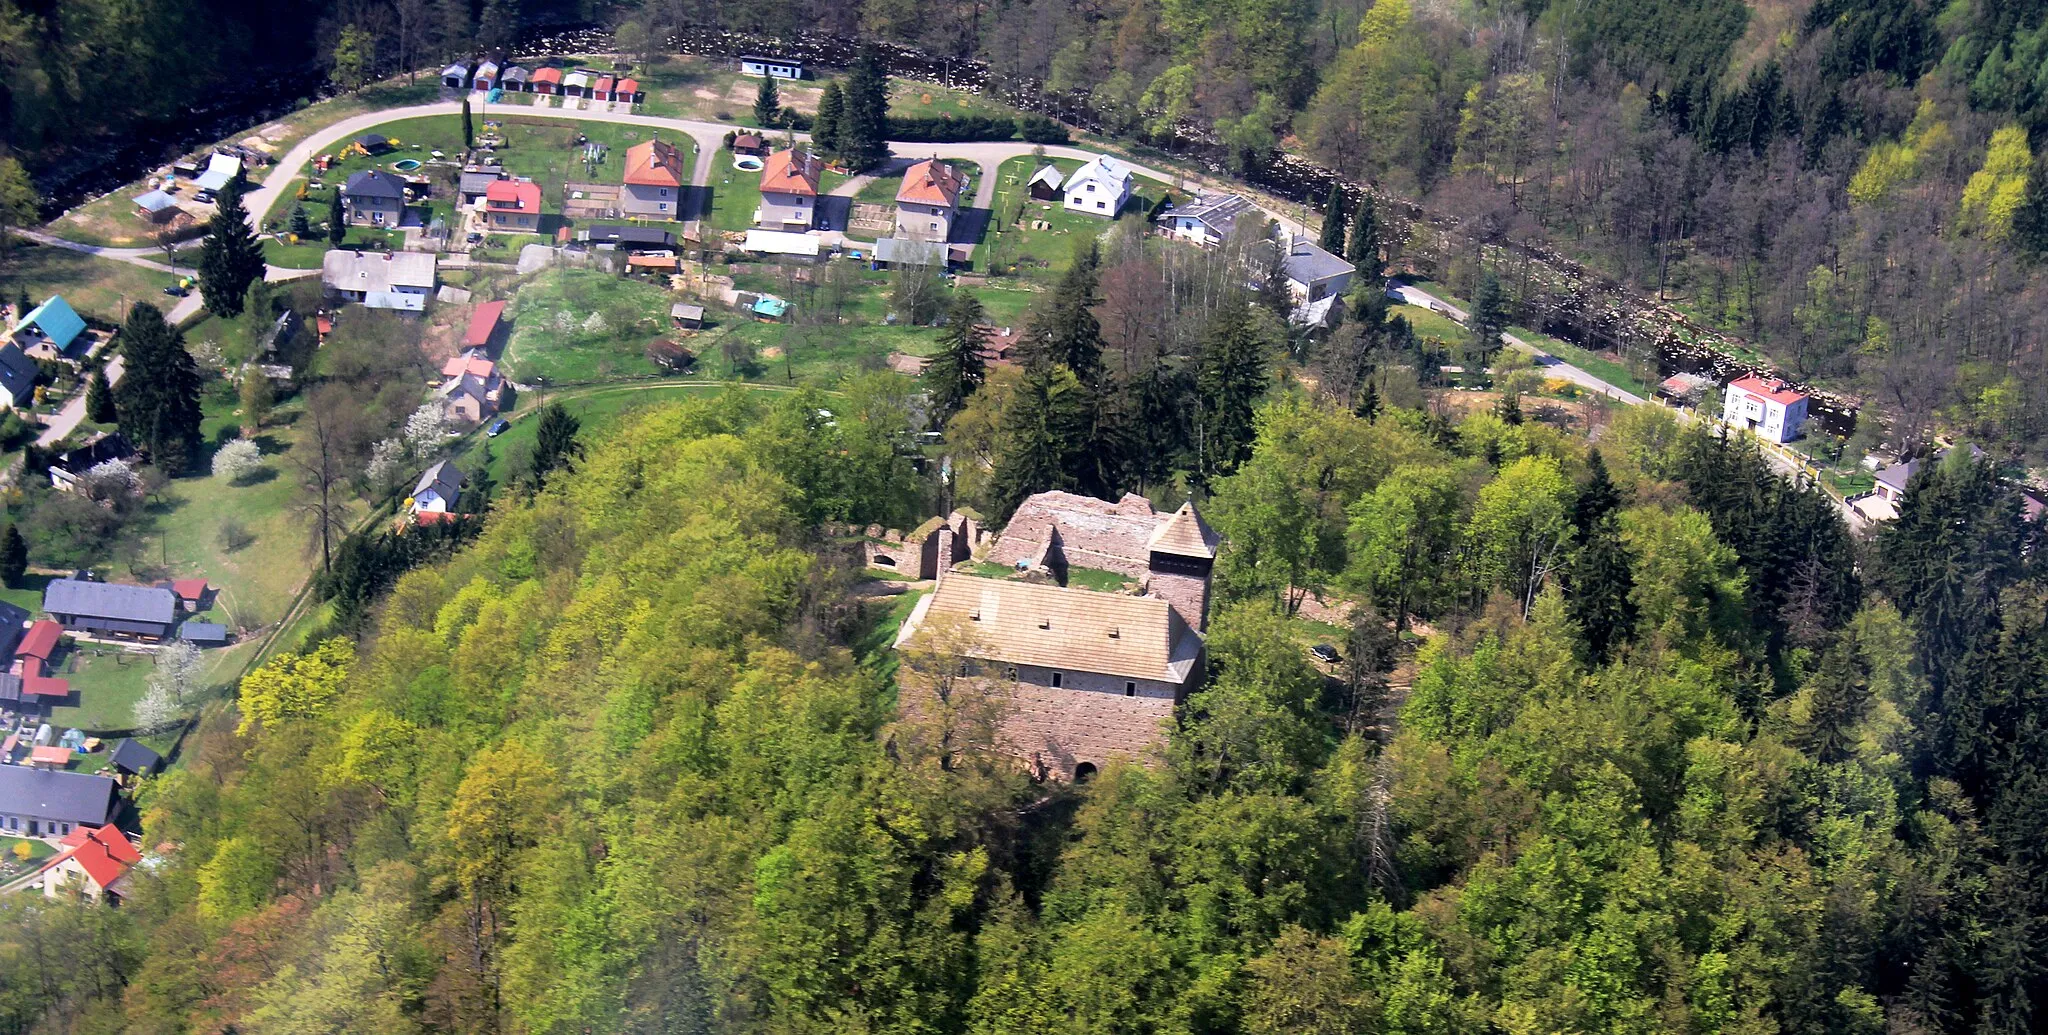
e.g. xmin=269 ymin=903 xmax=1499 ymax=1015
xmin=26 ymin=820 xmax=37 ymax=836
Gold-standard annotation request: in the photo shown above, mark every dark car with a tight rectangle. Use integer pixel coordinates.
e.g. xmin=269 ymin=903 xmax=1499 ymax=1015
xmin=161 ymin=285 xmax=187 ymax=297
xmin=1309 ymin=643 xmax=1341 ymax=664
xmin=486 ymin=419 xmax=510 ymax=437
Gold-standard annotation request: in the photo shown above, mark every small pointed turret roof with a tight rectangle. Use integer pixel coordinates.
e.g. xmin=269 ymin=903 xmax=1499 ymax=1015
xmin=1148 ymin=501 xmax=1219 ymax=559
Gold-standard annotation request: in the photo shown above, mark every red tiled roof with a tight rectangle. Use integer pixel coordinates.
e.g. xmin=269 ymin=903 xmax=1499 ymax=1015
xmin=170 ymin=578 xmax=207 ymax=602
xmin=441 ymin=354 xmax=496 ymax=379
xmin=1728 ymin=374 xmax=1806 ymax=407
xmin=485 ymin=179 xmax=542 ymax=212
xmin=896 ymin=158 xmax=965 ymax=208
xmin=760 ymin=149 xmax=822 ymax=197
xmin=594 ymin=75 xmax=615 ymax=95
xmin=616 ymin=78 xmax=639 ymax=96
xmin=463 ymin=300 xmax=506 ymax=348
xmin=530 ymin=67 xmax=562 ymax=84
xmin=46 ymin=823 xmax=139 ymax=892
xmin=622 ymin=139 xmax=685 ymax=187
xmin=22 ymin=675 xmax=70 ymax=698
xmin=17 ymin=620 xmax=60 ymax=661
xmin=29 ymin=745 xmax=69 ymax=765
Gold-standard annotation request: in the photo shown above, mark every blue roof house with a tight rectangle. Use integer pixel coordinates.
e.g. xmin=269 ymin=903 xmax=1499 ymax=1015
xmin=11 ymin=296 xmax=87 ymax=361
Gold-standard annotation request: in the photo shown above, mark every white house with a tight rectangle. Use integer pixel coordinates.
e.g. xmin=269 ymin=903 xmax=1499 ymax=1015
xmin=322 ymin=250 xmax=437 ymax=313
xmin=1722 ymin=375 xmax=1809 ymax=443
xmin=1063 ymin=155 xmax=1132 ymax=218
xmin=1159 ymin=192 xmax=1256 ymax=248
xmin=1275 ymin=234 xmax=1353 ymax=303
xmin=410 ymin=461 xmax=464 ymax=514
xmin=738 ymin=55 xmax=805 ymax=79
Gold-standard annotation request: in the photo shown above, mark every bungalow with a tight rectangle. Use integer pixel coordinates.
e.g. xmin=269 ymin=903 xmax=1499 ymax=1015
xmin=37 ymin=823 xmax=140 ymax=903
xmin=732 ymin=132 xmax=767 ymax=157
xmin=193 ymin=153 xmax=242 ymax=195
xmin=132 ymin=189 xmax=180 ymax=224
xmin=321 ymin=250 xmax=437 ymax=312
xmin=43 ymin=579 xmax=178 ymax=641
xmin=758 ymin=149 xmax=822 ymax=230
xmin=620 ymin=138 xmax=686 ymax=219
xmin=894 ymin=158 xmax=966 ymax=243
xmin=1062 ymin=155 xmax=1132 ymax=218
xmin=592 ymin=74 xmax=615 ymax=102
xmin=472 ymin=60 xmax=499 ymax=91
xmin=739 ymin=55 xmax=805 ymax=80
xmin=440 ymin=62 xmax=470 ymax=89
xmin=500 ymin=65 xmax=530 ymax=91
xmin=873 ymin=235 xmax=947 ymax=270
xmin=1722 ymin=375 xmax=1809 ymax=444
xmin=1276 ymin=235 xmax=1353 ymax=303
xmin=483 ymin=178 xmax=544 ymax=232
xmin=464 ymin=300 xmax=506 ymax=351
xmin=1026 ymin=164 xmax=1064 ymax=201
xmin=529 ymin=66 xmax=562 ymax=94
xmin=615 ymin=77 xmax=641 ymax=104
xmin=561 ymin=70 xmax=590 ymax=98
xmin=0 ymin=767 xmax=117 ymax=838
xmin=0 ymin=342 xmax=37 ymax=408
xmin=410 ymin=461 xmax=464 ymax=514
xmin=10 ymin=295 xmax=87 ymax=361
xmin=458 ymin=167 xmax=504 ymax=205
xmin=342 ymin=170 xmax=408 ymax=227
xmin=1158 ymin=192 xmax=1255 ymax=248
xmin=585 ymin=224 xmax=676 ymax=249
xmin=108 ymin=739 xmax=161 ymax=778
xmin=48 ymin=433 xmax=135 ymax=492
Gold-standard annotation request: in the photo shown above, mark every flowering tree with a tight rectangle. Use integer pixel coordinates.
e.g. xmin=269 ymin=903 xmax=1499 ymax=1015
xmin=211 ymin=438 xmax=264 ymax=482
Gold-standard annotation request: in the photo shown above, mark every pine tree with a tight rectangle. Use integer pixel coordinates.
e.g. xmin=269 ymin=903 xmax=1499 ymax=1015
xmin=113 ymin=303 xmax=203 ymax=475
xmin=288 ymin=204 xmax=311 ymax=237
xmin=529 ymin=402 xmax=585 ymax=492
xmin=1566 ymin=516 xmax=1636 ymax=663
xmin=989 ymin=363 xmax=1088 ymax=518
xmin=1019 ymin=241 xmax=1104 ymax=382
xmin=813 ymin=81 xmax=846 ymax=159
xmin=1794 ymin=644 xmax=1871 ymax=764
xmin=327 ymin=190 xmax=346 ymax=246
xmin=1346 ymin=193 xmax=1379 ymax=276
xmin=1318 ymin=182 xmax=1347 ymax=253
xmin=197 ymin=186 xmax=264 ymax=318
xmin=1355 ymin=379 xmax=1380 ymax=421
xmin=1465 ymin=271 xmax=1510 ymax=369
xmin=1572 ymin=448 xmax=1621 ymax=535
xmin=0 ymin=523 xmax=26 ymax=588
xmin=461 ymin=98 xmax=474 ymax=148
xmin=1495 ymin=391 xmax=1522 ymax=425
xmin=2013 ymin=155 xmax=2048 ymax=261
xmin=839 ymin=45 xmax=891 ymax=171
xmin=923 ymin=291 xmax=988 ymax=427
xmin=754 ymin=75 xmax=781 ymax=128
xmin=1196 ymin=302 xmax=1270 ymax=483
xmin=85 ymin=368 xmax=116 ymax=424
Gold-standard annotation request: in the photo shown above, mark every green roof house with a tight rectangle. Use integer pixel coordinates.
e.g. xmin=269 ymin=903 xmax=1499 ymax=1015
xmin=11 ymin=296 xmax=87 ymax=361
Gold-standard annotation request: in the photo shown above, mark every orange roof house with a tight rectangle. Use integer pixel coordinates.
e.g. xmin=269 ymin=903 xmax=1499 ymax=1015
xmin=761 ymin=149 xmax=822 ymax=196
xmin=483 ymin=179 xmax=544 ymax=231
xmin=896 ymin=158 xmax=966 ymax=208
xmin=441 ymin=354 xmax=497 ymax=379
xmin=463 ymin=300 xmax=506 ymax=349
xmin=623 ymin=139 xmax=685 ymax=187
xmin=39 ymin=823 xmax=141 ymax=902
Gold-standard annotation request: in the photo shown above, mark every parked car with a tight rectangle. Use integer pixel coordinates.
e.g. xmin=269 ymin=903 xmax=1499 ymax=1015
xmin=1309 ymin=643 xmax=1341 ymax=664
xmin=486 ymin=419 xmax=510 ymax=437
xmin=161 ymin=285 xmax=187 ymax=297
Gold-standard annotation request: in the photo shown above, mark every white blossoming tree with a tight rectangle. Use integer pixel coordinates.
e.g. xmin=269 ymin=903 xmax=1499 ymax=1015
xmin=211 ymin=438 xmax=264 ymax=482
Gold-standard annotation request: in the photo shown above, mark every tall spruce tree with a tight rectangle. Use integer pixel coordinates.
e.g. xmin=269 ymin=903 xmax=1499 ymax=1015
xmin=1465 ymin=271 xmax=1510 ymax=368
xmin=1572 ymin=448 xmax=1622 ymax=535
xmin=1019 ymin=241 xmax=1104 ymax=382
xmin=754 ymin=75 xmax=781 ymax=128
xmin=461 ymin=97 xmax=474 ymax=148
xmin=113 ymin=303 xmax=203 ymax=475
xmin=197 ymin=185 xmax=264 ymax=318
xmin=85 ymin=367 xmax=116 ymax=424
xmin=839 ymin=46 xmax=891 ymax=171
xmin=1347 ymin=193 xmax=1379 ymax=276
xmin=327 ymin=190 xmax=346 ymax=246
xmin=989 ymin=363 xmax=1088 ymax=518
xmin=0 ymin=523 xmax=25 ymax=588
xmin=923 ymin=291 xmax=988 ymax=427
xmin=1318 ymin=182 xmax=1347 ymax=253
xmin=813 ymin=81 xmax=846 ymax=158
xmin=1196 ymin=302 xmax=1270 ymax=483
xmin=1566 ymin=516 xmax=1636 ymax=664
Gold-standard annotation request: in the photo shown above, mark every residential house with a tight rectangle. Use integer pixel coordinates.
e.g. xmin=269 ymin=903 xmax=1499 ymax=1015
xmin=472 ymin=60 xmax=499 ymax=91
xmin=1658 ymin=371 xmax=1714 ymax=406
xmin=0 ymin=767 xmax=117 ymax=837
xmin=739 ymin=55 xmax=805 ymax=79
xmin=529 ymin=66 xmax=562 ymax=94
xmin=36 ymin=823 xmax=139 ymax=903
xmin=757 ymin=150 xmax=822 ymax=230
xmin=1027 ymin=164 xmax=1064 ymax=201
xmin=43 ymin=579 xmax=179 ymax=641
xmin=193 ymin=153 xmax=241 ymax=195
xmin=620 ymin=138 xmax=686 ymax=219
xmin=585 ymin=224 xmax=676 ymax=249
xmin=1275 ymin=235 xmax=1353 ymax=304
xmin=1062 ymin=155 xmax=1132 ymax=218
xmin=458 ymin=167 xmax=505 ymax=205
xmin=132 ymin=189 xmax=180 ymax=224
xmin=440 ymin=62 xmax=470 ymax=89
xmin=500 ymin=65 xmax=529 ymax=91
xmin=410 ymin=461 xmax=464 ymax=514
xmin=1722 ymin=374 xmax=1810 ymax=444
xmin=464 ymin=300 xmax=506 ymax=351
xmin=342 ymin=170 xmax=408 ymax=227
xmin=732 ymin=132 xmax=767 ymax=157
xmin=892 ymin=495 xmax=1217 ymax=780
xmin=17 ymin=620 xmax=60 ymax=672
xmin=438 ymin=373 xmax=496 ymax=424
xmin=873 ymin=236 xmax=947 ymax=270
xmin=0 ymin=343 xmax=37 ymax=408
xmin=483 ymin=178 xmax=543 ymax=232
xmin=109 ymin=740 xmax=161 ymax=778
xmin=977 ymin=325 xmax=1020 ymax=367
xmin=1159 ymin=192 xmax=1255 ymax=248
xmin=322 ymin=250 xmax=437 ymax=312
xmin=894 ymin=158 xmax=967 ymax=243
xmin=47 ymin=434 xmax=134 ymax=492
xmin=0 ymin=601 xmax=26 ymax=663
xmin=10 ymin=295 xmax=87 ymax=361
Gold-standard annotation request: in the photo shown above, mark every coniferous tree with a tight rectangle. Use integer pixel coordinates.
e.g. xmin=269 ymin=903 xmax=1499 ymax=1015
xmin=327 ymin=190 xmax=346 ymax=246
xmin=1355 ymin=378 xmax=1380 ymax=421
xmin=923 ymin=292 xmax=988 ymax=427
xmin=288 ymin=204 xmax=311 ymax=237
xmin=1346 ymin=193 xmax=1379 ymax=276
xmin=1572 ymin=449 xmax=1622 ymax=534
xmin=1196 ymin=302 xmax=1271 ymax=483
xmin=1318 ymin=182 xmax=1347 ymax=253
xmin=754 ymin=75 xmax=781 ymax=128
xmin=197 ymin=185 xmax=264 ymax=318
xmin=0 ymin=523 xmax=25 ymax=588
xmin=1019 ymin=242 xmax=1104 ymax=382
xmin=113 ymin=303 xmax=203 ymax=475
xmin=1465 ymin=271 xmax=1510 ymax=368
xmin=462 ymin=97 xmax=474 ymax=148
xmin=2014 ymin=155 xmax=2048 ymax=260
xmin=1495 ymin=391 xmax=1523 ymax=425
xmin=813 ymin=81 xmax=846 ymax=158
xmin=85 ymin=368 xmax=116 ymax=424
xmin=1566 ymin=517 xmax=1635 ymax=663
xmin=529 ymin=402 xmax=585 ymax=492
xmin=839 ymin=46 xmax=891 ymax=171
xmin=989 ymin=363 xmax=1088 ymax=518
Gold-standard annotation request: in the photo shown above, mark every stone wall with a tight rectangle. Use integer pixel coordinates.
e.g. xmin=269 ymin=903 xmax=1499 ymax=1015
xmin=899 ymin=666 xmax=1182 ymax=781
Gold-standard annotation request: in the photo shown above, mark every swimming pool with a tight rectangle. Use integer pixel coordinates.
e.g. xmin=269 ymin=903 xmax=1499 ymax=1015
xmin=392 ymin=159 xmax=423 ymax=172
xmin=733 ymin=154 xmax=765 ymax=171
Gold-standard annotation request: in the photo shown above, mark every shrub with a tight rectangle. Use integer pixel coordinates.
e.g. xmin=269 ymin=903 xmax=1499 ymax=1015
xmin=1017 ymin=115 xmax=1071 ymax=145
xmin=211 ymin=438 xmax=264 ymax=482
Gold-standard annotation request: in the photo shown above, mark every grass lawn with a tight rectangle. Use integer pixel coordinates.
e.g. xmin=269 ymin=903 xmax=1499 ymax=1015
xmin=502 ymin=267 xmax=673 ymax=383
xmin=1392 ymin=303 xmax=1466 ymax=344
xmin=0 ymin=836 xmax=55 ymax=883
xmin=1824 ymin=469 xmax=1876 ymax=497
xmin=706 ymin=156 xmax=766 ymax=232
xmin=1509 ymin=324 xmax=1652 ymax=399
xmin=982 ymin=156 xmax=1129 ymax=281
xmin=262 ymin=228 xmax=403 ymax=270
xmin=9 ymin=242 xmax=181 ymax=323
xmin=855 ymin=176 xmax=903 ymax=204
xmin=888 ymin=82 xmax=1011 ymax=121
xmin=857 ymin=587 xmax=929 ymax=684
xmin=50 ymin=638 xmax=260 ymax=731
xmin=472 ymin=382 xmax=753 ymax=485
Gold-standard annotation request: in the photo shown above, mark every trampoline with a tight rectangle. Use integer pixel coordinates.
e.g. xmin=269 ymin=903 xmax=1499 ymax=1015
xmin=392 ymin=159 xmax=423 ymax=171
xmin=733 ymin=154 xmax=765 ymax=171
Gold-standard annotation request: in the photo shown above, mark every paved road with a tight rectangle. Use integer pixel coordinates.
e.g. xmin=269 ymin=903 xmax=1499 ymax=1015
xmin=36 ymin=355 xmax=122 ymax=446
xmin=1389 ymin=282 xmax=1646 ymax=406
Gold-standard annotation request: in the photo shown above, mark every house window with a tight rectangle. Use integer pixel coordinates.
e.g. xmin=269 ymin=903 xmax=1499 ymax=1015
xmin=660 ymin=188 xmax=669 ymax=197
xmin=1050 ymin=671 xmax=1063 ymax=688
xmin=1087 ymin=184 xmax=1096 ymax=192
xmin=1126 ymin=682 xmax=1137 ymax=696
xmin=659 ymin=203 xmax=668 ymax=211
xmin=1096 ymin=202 xmax=1106 ymax=210
xmin=929 ymin=222 xmax=939 ymax=231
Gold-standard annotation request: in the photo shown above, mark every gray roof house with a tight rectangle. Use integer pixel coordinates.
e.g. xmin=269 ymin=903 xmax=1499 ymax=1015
xmin=0 ymin=600 xmax=29 ymax=662
xmin=0 ymin=342 xmax=38 ymax=407
xmin=109 ymin=738 xmax=162 ymax=776
xmin=1276 ymin=235 xmax=1354 ymax=303
xmin=1160 ymin=193 xmax=1257 ymax=247
xmin=411 ymin=461 xmax=464 ymax=514
xmin=343 ymin=170 xmax=409 ymax=228
xmin=322 ymin=250 xmax=437 ymax=312
xmin=42 ymin=579 xmax=178 ymax=640
xmin=458 ymin=168 xmax=505 ymax=203
xmin=0 ymin=767 xmax=118 ymax=836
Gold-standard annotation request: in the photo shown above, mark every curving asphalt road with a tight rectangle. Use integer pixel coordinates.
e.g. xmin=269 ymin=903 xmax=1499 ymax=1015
xmin=1389 ymin=282 xmax=1645 ymax=406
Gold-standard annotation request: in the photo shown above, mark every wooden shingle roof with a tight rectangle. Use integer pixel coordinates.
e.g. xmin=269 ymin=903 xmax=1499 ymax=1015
xmin=897 ymin=575 xmax=1201 ymax=683
xmin=1147 ymin=501 xmax=1219 ymax=559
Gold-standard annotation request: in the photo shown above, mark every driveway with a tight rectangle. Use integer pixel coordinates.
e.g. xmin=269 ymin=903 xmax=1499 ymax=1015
xmin=37 ymin=355 xmax=122 ymax=446
xmin=1388 ymin=281 xmax=1645 ymax=407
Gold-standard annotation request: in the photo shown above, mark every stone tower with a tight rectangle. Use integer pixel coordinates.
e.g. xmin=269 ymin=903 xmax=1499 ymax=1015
xmin=1145 ymin=501 xmax=1219 ymax=631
